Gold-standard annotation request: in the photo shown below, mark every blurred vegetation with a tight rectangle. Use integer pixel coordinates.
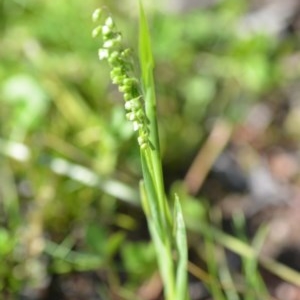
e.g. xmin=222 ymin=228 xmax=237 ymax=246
xmin=1 ymin=0 xmax=300 ymax=298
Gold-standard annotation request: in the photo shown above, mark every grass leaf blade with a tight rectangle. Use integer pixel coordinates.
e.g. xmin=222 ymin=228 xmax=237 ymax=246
xmin=174 ymin=195 xmax=189 ymax=300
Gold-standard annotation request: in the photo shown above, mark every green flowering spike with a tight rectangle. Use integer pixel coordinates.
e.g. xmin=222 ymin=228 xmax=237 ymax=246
xmin=92 ymin=7 xmax=149 ymax=149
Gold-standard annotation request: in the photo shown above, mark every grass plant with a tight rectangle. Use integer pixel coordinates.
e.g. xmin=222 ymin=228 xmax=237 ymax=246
xmin=92 ymin=2 xmax=190 ymax=300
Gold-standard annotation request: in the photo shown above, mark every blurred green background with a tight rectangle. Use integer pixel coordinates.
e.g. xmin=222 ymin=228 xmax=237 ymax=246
xmin=1 ymin=0 xmax=300 ymax=299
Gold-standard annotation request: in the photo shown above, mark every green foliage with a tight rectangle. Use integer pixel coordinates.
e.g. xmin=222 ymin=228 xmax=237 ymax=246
xmin=0 ymin=0 xmax=300 ymax=298
xmin=1 ymin=74 xmax=50 ymax=140
xmin=121 ymin=241 xmax=156 ymax=284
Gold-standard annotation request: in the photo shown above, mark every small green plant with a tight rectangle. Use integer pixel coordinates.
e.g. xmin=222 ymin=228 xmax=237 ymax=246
xmin=92 ymin=3 xmax=190 ymax=300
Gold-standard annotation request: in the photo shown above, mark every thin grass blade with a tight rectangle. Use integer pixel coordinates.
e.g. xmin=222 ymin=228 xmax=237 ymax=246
xmin=173 ymin=195 xmax=189 ymax=300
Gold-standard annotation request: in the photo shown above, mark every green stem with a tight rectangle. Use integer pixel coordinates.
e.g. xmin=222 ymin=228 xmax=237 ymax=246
xmin=138 ymin=3 xmax=171 ymax=231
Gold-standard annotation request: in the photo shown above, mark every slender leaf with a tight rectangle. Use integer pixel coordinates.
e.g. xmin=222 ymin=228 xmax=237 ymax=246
xmin=174 ymin=195 xmax=188 ymax=300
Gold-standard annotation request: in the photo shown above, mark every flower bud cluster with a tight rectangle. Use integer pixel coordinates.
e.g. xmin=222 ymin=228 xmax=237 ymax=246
xmin=92 ymin=8 xmax=149 ymax=149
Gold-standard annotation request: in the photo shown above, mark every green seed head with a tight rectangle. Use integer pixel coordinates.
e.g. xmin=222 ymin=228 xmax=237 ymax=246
xmin=93 ymin=8 xmax=149 ymax=149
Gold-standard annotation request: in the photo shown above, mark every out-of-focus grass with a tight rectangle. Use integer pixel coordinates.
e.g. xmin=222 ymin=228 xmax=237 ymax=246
xmin=0 ymin=0 xmax=141 ymax=293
